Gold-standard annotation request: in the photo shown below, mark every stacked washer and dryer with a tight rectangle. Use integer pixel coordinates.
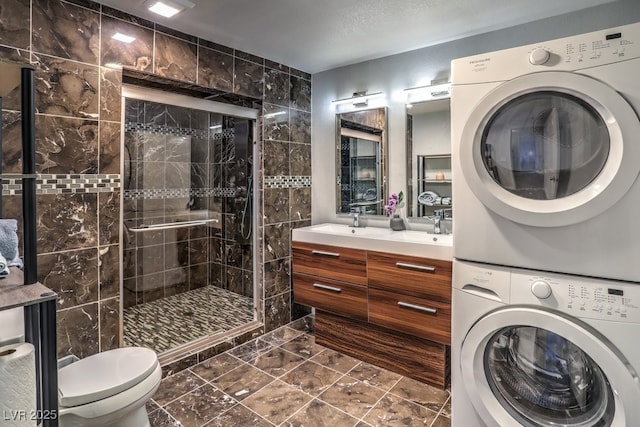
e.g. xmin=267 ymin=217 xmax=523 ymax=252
xmin=451 ymin=23 xmax=640 ymax=426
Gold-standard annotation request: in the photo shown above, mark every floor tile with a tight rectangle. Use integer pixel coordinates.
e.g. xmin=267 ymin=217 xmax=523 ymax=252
xmin=242 ymin=379 xmax=313 ymax=425
xmin=124 ymin=286 xmax=253 ymax=353
xmin=319 ymin=375 xmax=386 ymax=418
xmin=347 ymin=362 xmax=402 ymax=391
xmin=439 ymin=396 xmax=451 ymax=418
xmin=311 ymin=349 xmax=360 ymax=373
xmin=250 ymin=347 xmax=306 ymax=377
xmin=282 ymin=399 xmax=359 ymax=427
xmin=362 ymin=394 xmax=438 ymax=427
xmin=148 ymin=407 xmax=182 ymax=427
xmin=204 ymin=403 xmax=272 ymax=427
xmin=288 ymin=315 xmax=314 ymax=334
xmin=280 ymin=334 xmax=325 ymax=359
xmin=257 ymin=325 xmax=303 ymax=346
xmin=280 ymin=360 xmax=343 ymax=396
xmin=431 ymin=415 xmax=452 ymax=427
xmin=164 ymin=384 xmax=236 ymax=427
xmin=389 ymin=376 xmax=450 ymax=412
xmin=212 ymin=363 xmax=275 ymax=401
xmin=229 ymin=338 xmax=275 ymax=362
xmin=154 ymin=370 xmax=206 ymax=406
xmin=190 ymin=352 xmax=244 ymax=382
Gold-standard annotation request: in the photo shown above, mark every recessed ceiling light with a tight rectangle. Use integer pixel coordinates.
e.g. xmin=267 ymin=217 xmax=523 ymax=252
xmin=144 ymin=0 xmax=195 ymax=18
xmin=112 ymin=32 xmax=136 ymax=43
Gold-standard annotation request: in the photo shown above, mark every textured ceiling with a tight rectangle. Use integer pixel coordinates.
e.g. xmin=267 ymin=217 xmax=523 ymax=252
xmin=95 ymin=0 xmax=615 ymax=73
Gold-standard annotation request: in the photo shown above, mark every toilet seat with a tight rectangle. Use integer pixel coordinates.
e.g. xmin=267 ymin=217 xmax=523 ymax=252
xmin=58 ymin=347 xmax=158 ymax=407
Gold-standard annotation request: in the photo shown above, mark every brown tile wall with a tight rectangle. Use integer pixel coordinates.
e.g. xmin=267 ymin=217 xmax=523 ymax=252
xmin=0 ymin=0 xmax=311 ymax=360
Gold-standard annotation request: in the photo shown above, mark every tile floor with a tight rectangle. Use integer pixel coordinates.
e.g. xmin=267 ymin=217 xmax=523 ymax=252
xmin=147 ymin=316 xmax=451 ymax=426
xmin=124 ymin=286 xmax=254 ymax=353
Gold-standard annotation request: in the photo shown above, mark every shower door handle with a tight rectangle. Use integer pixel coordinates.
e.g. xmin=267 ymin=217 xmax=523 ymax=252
xmin=128 ymin=219 xmax=219 ymax=232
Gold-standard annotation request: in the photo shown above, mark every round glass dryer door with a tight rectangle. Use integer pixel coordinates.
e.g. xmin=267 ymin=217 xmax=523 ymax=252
xmin=480 ymin=92 xmax=609 ymax=201
xmin=459 ymin=72 xmax=640 ymax=227
xmin=485 ymin=326 xmax=614 ymax=426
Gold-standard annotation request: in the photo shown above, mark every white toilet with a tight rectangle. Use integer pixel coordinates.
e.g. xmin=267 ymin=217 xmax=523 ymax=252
xmin=0 ymin=308 xmax=162 ymax=427
xmin=58 ymin=347 xmax=162 ymax=427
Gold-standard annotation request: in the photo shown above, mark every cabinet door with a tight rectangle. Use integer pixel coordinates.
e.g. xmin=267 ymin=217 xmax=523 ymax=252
xmin=369 ymin=288 xmax=451 ymax=345
xmin=293 ymin=273 xmax=368 ymax=321
xmin=367 ymin=251 xmax=451 ymax=302
xmin=292 ymin=242 xmax=367 ymax=285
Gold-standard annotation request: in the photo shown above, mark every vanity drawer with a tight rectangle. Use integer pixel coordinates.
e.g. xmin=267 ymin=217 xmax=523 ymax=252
xmin=368 ymin=287 xmax=451 ymax=345
xmin=292 ymin=242 xmax=367 ymax=285
xmin=367 ymin=251 xmax=452 ymax=301
xmin=293 ymin=273 xmax=368 ymax=321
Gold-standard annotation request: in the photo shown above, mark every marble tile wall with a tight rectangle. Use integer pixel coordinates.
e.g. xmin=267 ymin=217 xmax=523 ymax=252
xmin=0 ymin=0 xmax=311 ymax=362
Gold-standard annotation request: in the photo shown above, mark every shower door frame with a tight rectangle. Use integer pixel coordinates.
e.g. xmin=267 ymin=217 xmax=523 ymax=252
xmin=120 ymin=85 xmax=261 ymax=362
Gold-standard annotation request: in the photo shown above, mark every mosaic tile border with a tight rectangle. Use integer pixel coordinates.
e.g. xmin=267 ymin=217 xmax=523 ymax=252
xmin=125 ymin=122 xmax=235 ymax=140
xmin=2 ymin=174 xmax=121 ymax=196
xmin=124 ymin=187 xmax=239 ymax=200
xmin=265 ymin=175 xmax=311 ymax=189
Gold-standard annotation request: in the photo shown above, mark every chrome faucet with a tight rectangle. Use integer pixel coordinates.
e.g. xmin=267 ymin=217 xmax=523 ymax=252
xmin=433 ymin=210 xmax=444 ymax=234
xmin=432 ymin=209 xmax=452 ymax=234
xmin=350 ymin=212 xmax=361 ymax=227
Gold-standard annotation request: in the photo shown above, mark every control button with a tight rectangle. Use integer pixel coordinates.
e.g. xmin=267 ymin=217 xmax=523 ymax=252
xmin=580 ymin=301 xmax=586 ymax=307
xmin=578 ymin=54 xmax=584 ymax=61
xmin=530 ymin=48 xmax=551 ymax=65
xmin=606 ymin=305 xmax=613 ymax=312
xmin=620 ymin=306 xmax=627 ymax=313
xmin=531 ymin=280 xmax=552 ymax=299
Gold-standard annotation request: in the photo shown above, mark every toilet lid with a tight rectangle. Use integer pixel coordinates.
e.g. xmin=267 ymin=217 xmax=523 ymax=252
xmin=58 ymin=347 xmax=159 ymax=407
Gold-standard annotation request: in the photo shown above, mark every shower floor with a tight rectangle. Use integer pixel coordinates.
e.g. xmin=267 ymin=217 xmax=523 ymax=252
xmin=123 ymin=286 xmax=254 ymax=354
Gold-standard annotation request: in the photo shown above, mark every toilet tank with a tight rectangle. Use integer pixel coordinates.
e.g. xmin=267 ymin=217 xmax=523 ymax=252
xmin=0 ymin=307 xmax=25 ymax=346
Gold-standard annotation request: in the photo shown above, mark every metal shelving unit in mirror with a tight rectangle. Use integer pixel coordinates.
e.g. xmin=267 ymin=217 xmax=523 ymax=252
xmin=417 ymin=154 xmax=452 ymax=218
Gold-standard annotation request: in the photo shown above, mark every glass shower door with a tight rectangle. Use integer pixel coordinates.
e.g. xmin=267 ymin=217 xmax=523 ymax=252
xmin=121 ymin=91 xmax=256 ymax=355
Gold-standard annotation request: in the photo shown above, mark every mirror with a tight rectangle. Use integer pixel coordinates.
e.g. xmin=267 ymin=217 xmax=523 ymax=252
xmin=336 ymin=107 xmax=388 ymax=215
xmin=406 ymin=99 xmax=452 ymax=219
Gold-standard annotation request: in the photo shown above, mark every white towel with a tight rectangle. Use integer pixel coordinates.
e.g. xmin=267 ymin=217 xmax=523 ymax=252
xmin=0 ymin=254 xmax=9 ymax=278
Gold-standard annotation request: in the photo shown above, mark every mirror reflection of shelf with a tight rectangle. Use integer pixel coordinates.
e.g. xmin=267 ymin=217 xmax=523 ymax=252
xmin=417 ymin=154 xmax=452 ymax=218
xmin=420 ymin=179 xmax=452 ymax=183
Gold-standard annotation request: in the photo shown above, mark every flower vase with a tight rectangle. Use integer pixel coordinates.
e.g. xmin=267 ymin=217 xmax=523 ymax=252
xmin=390 ymin=213 xmax=406 ymax=231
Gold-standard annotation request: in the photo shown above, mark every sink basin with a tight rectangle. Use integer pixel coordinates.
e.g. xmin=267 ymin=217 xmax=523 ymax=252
xmin=293 ymin=223 xmax=453 ymax=260
xmin=306 ymin=223 xmax=392 ymax=237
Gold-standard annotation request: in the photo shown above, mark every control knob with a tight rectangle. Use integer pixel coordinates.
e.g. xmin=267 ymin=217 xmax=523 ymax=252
xmin=531 ymin=280 xmax=552 ymax=299
xmin=529 ymin=48 xmax=551 ymax=65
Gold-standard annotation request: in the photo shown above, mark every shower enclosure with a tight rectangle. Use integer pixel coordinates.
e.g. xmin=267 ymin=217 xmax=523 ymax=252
xmin=120 ymin=86 xmax=258 ymax=355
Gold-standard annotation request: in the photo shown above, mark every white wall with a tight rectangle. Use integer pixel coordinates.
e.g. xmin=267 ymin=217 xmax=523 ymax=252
xmin=311 ymin=0 xmax=640 ymax=226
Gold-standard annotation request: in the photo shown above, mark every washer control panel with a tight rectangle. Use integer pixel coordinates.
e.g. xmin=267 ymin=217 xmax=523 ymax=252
xmin=512 ymin=270 xmax=640 ymax=322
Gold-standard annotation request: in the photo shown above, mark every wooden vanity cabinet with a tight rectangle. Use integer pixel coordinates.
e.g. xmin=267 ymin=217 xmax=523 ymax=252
xmin=292 ymin=242 xmax=368 ymax=321
xmin=367 ymin=251 xmax=452 ymax=345
xmin=292 ymin=241 xmax=452 ymax=389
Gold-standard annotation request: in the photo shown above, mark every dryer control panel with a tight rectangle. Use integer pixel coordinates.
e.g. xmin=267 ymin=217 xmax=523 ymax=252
xmin=452 ymin=22 xmax=640 ymax=85
xmin=511 ymin=270 xmax=640 ymax=323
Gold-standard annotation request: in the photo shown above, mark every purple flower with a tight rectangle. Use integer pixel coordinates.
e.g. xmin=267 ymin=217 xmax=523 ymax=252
xmin=385 ymin=191 xmax=404 ymax=216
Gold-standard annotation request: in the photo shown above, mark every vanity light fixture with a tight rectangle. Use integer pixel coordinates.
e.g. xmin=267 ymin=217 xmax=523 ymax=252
xmin=332 ymin=91 xmax=385 ymax=108
xmin=112 ymin=32 xmax=136 ymax=43
xmin=404 ymin=78 xmax=451 ymax=105
xmin=144 ymin=0 xmax=195 ymax=18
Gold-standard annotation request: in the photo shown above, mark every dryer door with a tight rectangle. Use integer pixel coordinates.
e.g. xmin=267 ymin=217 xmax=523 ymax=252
xmin=460 ymin=306 xmax=640 ymax=427
xmin=460 ymin=71 xmax=640 ymax=227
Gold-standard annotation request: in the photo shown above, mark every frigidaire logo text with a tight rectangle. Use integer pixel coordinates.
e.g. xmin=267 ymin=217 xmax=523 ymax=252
xmin=469 ymin=58 xmax=491 ymax=64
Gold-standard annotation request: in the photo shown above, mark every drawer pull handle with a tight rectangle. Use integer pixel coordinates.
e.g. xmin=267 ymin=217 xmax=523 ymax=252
xmin=395 ymin=262 xmax=436 ymax=273
xmin=397 ymin=301 xmax=437 ymax=315
xmin=312 ymin=250 xmax=340 ymax=257
xmin=313 ymin=283 xmax=342 ymax=293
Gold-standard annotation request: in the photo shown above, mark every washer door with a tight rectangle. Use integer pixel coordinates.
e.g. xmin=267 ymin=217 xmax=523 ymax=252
xmin=460 ymin=307 xmax=640 ymax=427
xmin=459 ymin=71 xmax=640 ymax=227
